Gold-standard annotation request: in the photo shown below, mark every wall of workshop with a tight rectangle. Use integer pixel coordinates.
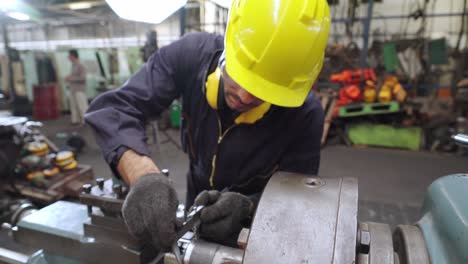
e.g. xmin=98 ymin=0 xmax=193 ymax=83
xmin=0 ymin=11 xmax=185 ymax=109
xmin=2 ymin=12 xmax=182 ymax=50
xmin=198 ymin=1 xmax=228 ymax=35
xmin=329 ymin=0 xmax=466 ymax=48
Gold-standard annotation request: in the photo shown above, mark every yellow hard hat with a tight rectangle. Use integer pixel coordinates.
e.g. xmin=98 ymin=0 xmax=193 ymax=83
xmin=225 ymin=0 xmax=331 ymax=107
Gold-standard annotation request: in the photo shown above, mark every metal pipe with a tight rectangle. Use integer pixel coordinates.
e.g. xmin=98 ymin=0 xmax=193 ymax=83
xmin=1 ymin=15 xmax=16 ymax=102
xmin=332 ymin=12 xmax=467 ymax=23
xmin=180 ymin=7 xmax=186 ymax=37
xmin=360 ymin=0 xmax=374 ymax=68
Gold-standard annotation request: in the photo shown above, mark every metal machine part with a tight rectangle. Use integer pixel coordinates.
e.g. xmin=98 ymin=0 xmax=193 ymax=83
xmin=150 ymin=205 xmax=205 ymax=264
xmin=0 ymin=199 xmax=37 ymax=228
xmin=180 ymin=240 xmax=243 ymax=264
xmin=9 ymin=202 xmax=37 ymax=227
xmin=11 ymin=201 xmax=148 ymax=264
xmin=0 ymin=171 xmax=448 ymax=264
xmin=393 ymin=225 xmax=431 ymax=264
xmin=243 ymin=173 xmax=358 ymax=264
xmin=9 ymin=176 xmax=152 ymax=264
xmin=357 ymin=222 xmax=396 ymax=264
xmin=417 ymin=174 xmax=468 ymax=264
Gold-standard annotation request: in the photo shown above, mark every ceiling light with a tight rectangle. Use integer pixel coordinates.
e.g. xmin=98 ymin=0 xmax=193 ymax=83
xmin=6 ymin=11 xmax=30 ymax=21
xmin=69 ymin=2 xmax=93 ymax=10
xmin=105 ymin=0 xmax=187 ymax=24
xmin=0 ymin=0 xmax=17 ymax=11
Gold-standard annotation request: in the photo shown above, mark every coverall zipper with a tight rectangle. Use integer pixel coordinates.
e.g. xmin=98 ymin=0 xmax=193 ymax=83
xmin=209 ymin=113 xmax=237 ymax=188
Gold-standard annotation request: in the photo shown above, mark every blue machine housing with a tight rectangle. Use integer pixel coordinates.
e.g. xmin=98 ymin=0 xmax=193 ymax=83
xmin=417 ymin=174 xmax=468 ymax=264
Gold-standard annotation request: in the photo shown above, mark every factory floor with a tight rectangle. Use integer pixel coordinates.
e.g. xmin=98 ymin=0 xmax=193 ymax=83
xmin=36 ymin=115 xmax=468 ymax=227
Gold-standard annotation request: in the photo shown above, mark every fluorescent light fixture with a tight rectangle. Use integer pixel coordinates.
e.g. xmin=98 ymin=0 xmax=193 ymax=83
xmin=211 ymin=0 xmax=231 ymax=8
xmin=105 ymin=0 xmax=187 ymax=24
xmin=0 ymin=0 xmax=17 ymax=11
xmin=69 ymin=2 xmax=93 ymax=10
xmin=6 ymin=11 xmax=30 ymax=21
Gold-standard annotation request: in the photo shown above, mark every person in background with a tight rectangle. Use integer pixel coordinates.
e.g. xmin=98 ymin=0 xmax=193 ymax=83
xmin=66 ymin=49 xmax=88 ymax=125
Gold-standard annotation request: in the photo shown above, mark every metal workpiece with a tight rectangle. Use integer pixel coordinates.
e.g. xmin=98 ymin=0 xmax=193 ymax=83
xmin=393 ymin=225 xmax=430 ymax=264
xmin=11 ymin=201 xmax=147 ymax=264
xmin=175 ymin=205 xmax=204 ymax=241
xmin=358 ymin=222 xmax=395 ymax=264
xmin=177 ymin=240 xmax=243 ymax=264
xmin=243 ymin=172 xmax=359 ymax=264
xmin=79 ymin=193 xmax=124 ymax=215
xmin=151 ymin=205 xmax=205 ymax=264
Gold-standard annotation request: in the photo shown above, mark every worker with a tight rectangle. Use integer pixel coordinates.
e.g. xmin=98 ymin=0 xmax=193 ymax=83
xmin=65 ymin=49 xmax=88 ymax=125
xmin=85 ymin=0 xmax=330 ymax=254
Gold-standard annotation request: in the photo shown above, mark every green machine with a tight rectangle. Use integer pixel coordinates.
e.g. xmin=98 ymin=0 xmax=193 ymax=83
xmin=415 ymin=134 xmax=468 ymax=264
xmin=417 ymin=174 xmax=468 ymax=264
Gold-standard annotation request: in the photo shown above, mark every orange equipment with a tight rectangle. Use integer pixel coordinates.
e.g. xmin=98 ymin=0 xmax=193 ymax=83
xmin=331 ymin=68 xmax=377 ymax=106
xmin=330 ymin=69 xmax=377 ymax=85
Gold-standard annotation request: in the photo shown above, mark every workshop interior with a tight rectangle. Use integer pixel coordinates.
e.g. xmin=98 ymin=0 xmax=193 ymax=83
xmin=0 ymin=0 xmax=467 ymax=263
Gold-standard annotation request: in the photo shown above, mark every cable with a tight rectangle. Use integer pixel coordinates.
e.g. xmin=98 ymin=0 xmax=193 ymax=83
xmin=455 ymin=0 xmax=467 ymax=52
xmin=399 ymin=0 xmax=408 ymax=34
xmin=428 ymin=0 xmax=437 ymax=39
xmin=331 ymin=4 xmax=338 ymax=43
xmin=449 ymin=0 xmax=453 ymax=34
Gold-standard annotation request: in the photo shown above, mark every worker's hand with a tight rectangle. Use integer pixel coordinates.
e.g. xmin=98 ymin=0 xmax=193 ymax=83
xmin=122 ymin=173 xmax=179 ymax=253
xmin=194 ymin=190 xmax=253 ymax=246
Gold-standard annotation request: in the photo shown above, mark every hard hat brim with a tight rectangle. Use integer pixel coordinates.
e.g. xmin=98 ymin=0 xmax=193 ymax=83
xmin=226 ymin=52 xmax=317 ymax=108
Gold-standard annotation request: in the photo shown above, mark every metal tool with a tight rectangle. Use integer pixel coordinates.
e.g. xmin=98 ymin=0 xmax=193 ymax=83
xmin=176 ymin=205 xmax=204 ymax=240
xmin=150 ymin=205 xmax=205 ymax=264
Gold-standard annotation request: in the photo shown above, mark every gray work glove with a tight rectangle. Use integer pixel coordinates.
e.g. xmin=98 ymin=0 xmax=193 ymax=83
xmin=194 ymin=190 xmax=253 ymax=246
xmin=122 ymin=174 xmax=179 ymax=253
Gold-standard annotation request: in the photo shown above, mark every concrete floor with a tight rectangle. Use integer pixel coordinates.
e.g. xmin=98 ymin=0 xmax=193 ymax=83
xmin=37 ymin=115 xmax=468 ymax=227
